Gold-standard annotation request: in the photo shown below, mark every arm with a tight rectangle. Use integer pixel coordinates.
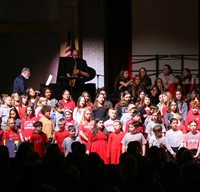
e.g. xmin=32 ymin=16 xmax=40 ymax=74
xmin=119 ymin=79 xmax=133 ymax=88
xmin=194 ymin=143 xmax=200 ymax=158
xmin=79 ymin=130 xmax=88 ymax=142
xmin=77 ymin=69 xmax=89 ymax=78
xmin=86 ymin=133 xmax=92 ymax=154
xmin=106 ymin=134 xmax=112 ymax=159
xmin=122 ymin=144 xmax=126 ymax=153
xmin=181 ymin=103 xmax=188 ymax=122
xmin=141 ymin=144 xmax=146 ymax=156
xmin=161 ymin=138 xmax=175 ymax=156
xmin=164 ymin=113 xmax=169 ymax=129
xmin=54 ymin=133 xmax=57 ymax=144
xmin=61 ymin=139 xmax=67 ymax=157
xmin=19 ymin=130 xmax=24 ymax=142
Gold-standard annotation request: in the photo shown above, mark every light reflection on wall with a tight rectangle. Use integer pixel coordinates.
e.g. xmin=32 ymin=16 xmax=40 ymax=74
xmin=83 ymin=39 xmax=104 ymax=91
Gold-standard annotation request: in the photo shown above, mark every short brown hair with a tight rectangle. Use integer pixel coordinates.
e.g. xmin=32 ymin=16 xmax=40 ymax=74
xmin=153 ymin=125 xmax=162 ymax=133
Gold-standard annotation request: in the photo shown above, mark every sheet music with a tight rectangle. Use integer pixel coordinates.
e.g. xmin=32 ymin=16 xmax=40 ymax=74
xmin=45 ymin=74 xmax=53 ymax=86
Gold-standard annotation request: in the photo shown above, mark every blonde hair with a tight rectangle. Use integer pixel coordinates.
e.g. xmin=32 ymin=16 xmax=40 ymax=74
xmin=6 ymin=117 xmax=16 ymax=130
xmin=163 ymin=91 xmax=172 ymax=106
xmin=36 ymin=97 xmax=47 ymax=107
xmin=80 ymin=108 xmax=92 ymax=126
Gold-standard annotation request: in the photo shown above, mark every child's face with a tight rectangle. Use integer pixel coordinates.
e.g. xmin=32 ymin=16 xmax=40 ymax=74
xmin=124 ymin=94 xmax=131 ymax=102
xmin=151 ymin=87 xmax=158 ymax=96
xmin=97 ymin=120 xmax=104 ymax=129
xmin=57 ymin=107 xmax=64 ymax=113
xmin=192 ymin=107 xmax=199 ymax=114
xmin=170 ymin=102 xmax=177 ymax=111
xmin=175 ymin=91 xmax=182 ymax=100
xmin=79 ymin=97 xmax=86 ymax=107
xmin=159 ymin=94 xmax=163 ymax=102
xmin=157 ymin=79 xmax=162 ymax=85
xmin=195 ymin=78 xmax=199 ymax=85
xmin=26 ymin=107 xmax=33 ymax=116
xmin=45 ymin=90 xmax=52 ymax=99
xmin=100 ymin=90 xmax=107 ymax=99
xmin=182 ymin=69 xmax=189 ymax=77
xmin=85 ymin=111 xmax=91 ymax=120
xmin=171 ymin=120 xmax=178 ymax=130
xmin=5 ymin=97 xmax=12 ymax=106
xmin=29 ymin=88 xmax=36 ymax=97
xmin=36 ymin=126 xmax=42 ymax=132
xmin=109 ymin=110 xmax=117 ymax=120
xmin=8 ymin=119 xmax=16 ymax=129
xmin=129 ymin=124 xmax=137 ymax=133
xmin=152 ymin=113 xmax=158 ymax=121
xmin=123 ymin=71 xmax=129 ymax=78
xmin=65 ymin=112 xmax=72 ymax=120
xmin=190 ymin=122 xmax=197 ymax=132
xmin=44 ymin=111 xmax=51 ymax=119
xmin=144 ymin=97 xmax=150 ymax=106
xmin=97 ymin=95 xmax=105 ymax=104
xmin=135 ymin=77 xmax=140 ymax=85
xmin=69 ymin=129 xmax=76 ymax=137
xmin=41 ymin=99 xmax=47 ymax=106
xmin=191 ymin=91 xmax=197 ymax=99
xmin=139 ymin=92 xmax=145 ymax=99
xmin=10 ymin=111 xmax=17 ymax=119
xmin=58 ymin=121 xmax=65 ymax=130
xmin=83 ymin=93 xmax=89 ymax=101
xmin=13 ymin=93 xmax=20 ymax=101
xmin=133 ymin=114 xmax=141 ymax=122
xmin=22 ymin=97 xmax=28 ymax=105
xmin=155 ymin=131 xmax=162 ymax=138
xmin=63 ymin=91 xmax=70 ymax=100
xmin=113 ymin=122 xmax=121 ymax=132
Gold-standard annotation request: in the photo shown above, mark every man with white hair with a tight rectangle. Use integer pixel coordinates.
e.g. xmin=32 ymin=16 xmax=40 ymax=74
xmin=13 ymin=67 xmax=31 ymax=95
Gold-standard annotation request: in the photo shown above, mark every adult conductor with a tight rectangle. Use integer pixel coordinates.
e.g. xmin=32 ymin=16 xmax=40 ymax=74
xmin=66 ymin=49 xmax=90 ymax=102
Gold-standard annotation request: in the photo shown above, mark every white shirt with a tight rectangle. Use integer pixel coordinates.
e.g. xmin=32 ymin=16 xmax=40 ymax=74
xmin=165 ymin=129 xmax=183 ymax=148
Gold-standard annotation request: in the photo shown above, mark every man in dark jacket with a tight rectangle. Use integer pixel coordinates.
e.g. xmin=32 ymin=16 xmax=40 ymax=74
xmin=13 ymin=67 xmax=31 ymax=95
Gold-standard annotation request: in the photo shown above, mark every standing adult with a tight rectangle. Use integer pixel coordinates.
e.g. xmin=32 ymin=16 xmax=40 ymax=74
xmin=66 ymin=49 xmax=90 ymax=102
xmin=158 ymin=64 xmax=174 ymax=90
xmin=13 ymin=67 xmax=31 ymax=95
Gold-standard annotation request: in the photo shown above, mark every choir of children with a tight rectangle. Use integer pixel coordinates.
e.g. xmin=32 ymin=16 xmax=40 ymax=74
xmin=0 ymin=78 xmax=200 ymax=165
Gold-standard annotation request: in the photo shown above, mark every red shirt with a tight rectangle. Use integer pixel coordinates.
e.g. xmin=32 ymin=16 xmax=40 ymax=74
xmin=65 ymin=119 xmax=76 ymax=130
xmin=2 ymin=129 xmax=21 ymax=143
xmin=54 ymin=130 xmax=69 ymax=152
xmin=30 ymin=131 xmax=48 ymax=158
xmin=125 ymin=119 xmax=145 ymax=134
xmin=21 ymin=116 xmax=38 ymax=138
xmin=107 ymin=131 xmax=125 ymax=164
xmin=59 ymin=99 xmax=76 ymax=111
xmin=18 ymin=106 xmax=26 ymax=119
xmin=184 ymin=113 xmax=200 ymax=132
xmin=79 ymin=122 xmax=93 ymax=144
